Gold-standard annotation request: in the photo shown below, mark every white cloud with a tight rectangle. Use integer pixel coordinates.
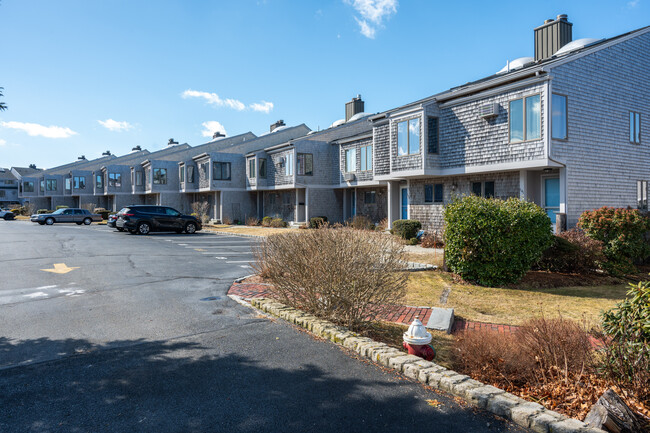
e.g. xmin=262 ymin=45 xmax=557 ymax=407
xmin=0 ymin=121 xmax=77 ymax=138
xmin=345 ymin=0 xmax=398 ymax=39
xmin=201 ymin=121 xmax=227 ymax=138
xmin=0 ymin=139 xmax=6 ymax=146
xmin=627 ymin=0 xmax=640 ymax=8
xmin=250 ymin=101 xmax=274 ymax=113
xmin=182 ymin=89 xmax=274 ymax=114
xmin=98 ymin=119 xmax=133 ymax=132
xmin=182 ymin=89 xmax=246 ymax=111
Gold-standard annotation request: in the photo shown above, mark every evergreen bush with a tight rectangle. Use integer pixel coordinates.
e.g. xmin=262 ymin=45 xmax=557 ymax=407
xmin=391 ymin=219 xmax=422 ymax=240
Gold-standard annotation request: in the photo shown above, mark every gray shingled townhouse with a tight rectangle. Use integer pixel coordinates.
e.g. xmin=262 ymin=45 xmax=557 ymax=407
xmin=15 ymin=16 xmax=649 ymax=231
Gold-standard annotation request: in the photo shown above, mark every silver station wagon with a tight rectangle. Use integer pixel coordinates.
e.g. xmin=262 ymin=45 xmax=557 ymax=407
xmin=31 ymin=208 xmax=102 ymax=226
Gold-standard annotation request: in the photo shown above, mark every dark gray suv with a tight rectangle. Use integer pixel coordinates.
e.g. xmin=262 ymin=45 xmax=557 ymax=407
xmin=116 ymin=205 xmax=202 ymax=235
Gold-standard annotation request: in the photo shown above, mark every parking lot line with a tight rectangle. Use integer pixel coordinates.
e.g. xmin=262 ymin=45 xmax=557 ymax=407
xmin=226 ymin=260 xmax=257 ymax=263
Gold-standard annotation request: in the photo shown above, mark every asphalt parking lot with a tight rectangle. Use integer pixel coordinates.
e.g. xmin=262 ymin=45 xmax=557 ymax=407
xmin=0 ymin=220 xmax=528 ymax=432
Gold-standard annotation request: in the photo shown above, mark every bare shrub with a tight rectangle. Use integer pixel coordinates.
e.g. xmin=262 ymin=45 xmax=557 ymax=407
xmin=261 ymin=216 xmax=272 ymax=227
xmin=253 ymin=227 xmax=410 ymax=330
xmin=421 ymin=231 xmax=444 ymax=248
xmin=375 ymin=218 xmax=388 ymax=232
xmin=80 ymin=203 xmax=95 ymax=212
xmin=348 ymin=215 xmax=375 ymax=231
xmin=222 ymin=216 xmax=233 ymax=225
xmin=536 ymin=228 xmax=605 ymax=274
xmin=191 ymin=201 xmax=210 ymax=224
xmin=270 ymin=217 xmax=286 ymax=228
xmin=246 ymin=216 xmax=260 ymax=226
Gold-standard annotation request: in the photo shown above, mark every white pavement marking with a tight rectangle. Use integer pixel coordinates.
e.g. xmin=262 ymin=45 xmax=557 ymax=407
xmin=24 ymin=292 xmax=49 ymax=298
xmin=240 ymin=265 xmax=251 ymax=268
xmin=201 ymin=252 xmax=252 ymax=255
xmin=0 ymin=284 xmax=85 ymax=305
xmin=227 ymin=260 xmax=257 ymax=263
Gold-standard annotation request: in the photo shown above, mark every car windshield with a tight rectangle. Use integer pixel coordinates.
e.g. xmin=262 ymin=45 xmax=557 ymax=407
xmin=52 ymin=209 xmax=66 ymax=215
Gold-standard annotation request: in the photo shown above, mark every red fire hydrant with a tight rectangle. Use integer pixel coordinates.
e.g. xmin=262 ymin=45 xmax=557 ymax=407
xmin=403 ymin=318 xmax=436 ymax=361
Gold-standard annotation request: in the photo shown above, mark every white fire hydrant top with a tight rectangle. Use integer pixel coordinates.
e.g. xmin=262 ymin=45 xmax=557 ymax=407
xmin=403 ymin=318 xmax=432 ymax=345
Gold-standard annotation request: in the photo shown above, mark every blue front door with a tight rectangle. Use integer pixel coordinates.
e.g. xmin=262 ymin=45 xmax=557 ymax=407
xmin=351 ymin=190 xmax=356 ymax=217
xmin=544 ymin=177 xmax=560 ymax=224
xmin=401 ymin=188 xmax=408 ymax=220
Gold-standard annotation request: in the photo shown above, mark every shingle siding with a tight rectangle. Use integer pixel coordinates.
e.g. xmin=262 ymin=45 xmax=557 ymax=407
xmin=374 ymin=123 xmax=391 ymax=175
xmin=550 ymin=31 xmax=650 ymax=226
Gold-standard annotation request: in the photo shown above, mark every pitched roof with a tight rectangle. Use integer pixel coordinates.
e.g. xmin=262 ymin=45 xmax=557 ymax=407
xmin=0 ymin=168 xmax=18 ymax=180
xmin=11 ymin=166 xmax=42 ymax=176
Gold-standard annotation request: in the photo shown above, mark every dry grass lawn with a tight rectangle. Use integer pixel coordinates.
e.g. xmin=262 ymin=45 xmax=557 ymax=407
xmin=203 ymin=225 xmax=300 ymax=237
xmin=404 ymin=271 xmax=629 ymax=326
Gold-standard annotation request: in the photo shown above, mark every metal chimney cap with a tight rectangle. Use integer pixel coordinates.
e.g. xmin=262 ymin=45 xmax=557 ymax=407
xmin=557 ymin=14 xmax=568 ymax=21
xmin=544 ymin=19 xmax=554 ymax=24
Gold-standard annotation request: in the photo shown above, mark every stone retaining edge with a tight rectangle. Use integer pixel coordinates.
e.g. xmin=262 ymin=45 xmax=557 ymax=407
xmin=249 ymin=297 xmax=604 ymax=433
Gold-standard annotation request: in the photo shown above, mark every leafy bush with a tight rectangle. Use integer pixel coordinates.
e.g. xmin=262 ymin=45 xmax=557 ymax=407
xmin=535 ymin=228 xmax=605 ymax=273
xmin=270 ymin=218 xmax=287 ymax=228
xmin=253 ymin=227 xmax=409 ymax=330
xmin=348 ymin=215 xmax=375 ymax=231
xmin=10 ymin=208 xmax=20 ymax=214
xmin=37 ymin=209 xmax=49 ymax=214
xmin=391 ymin=219 xmax=422 ymax=240
xmin=262 ymin=216 xmax=273 ymax=227
xmin=407 ymin=237 xmax=419 ymax=245
xmin=600 ymin=280 xmax=650 ymax=402
xmin=96 ymin=210 xmax=111 ymax=220
xmin=421 ymin=232 xmax=444 ymax=249
xmin=578 ymin=207 xmax=650 ymax=274
xmin=56 ymin=205 xmax=69 ymax=210
xmin=444 ymin=196 xmax=552 ymax=286
xmin=309 ymin=216 xmax=328 ymax=229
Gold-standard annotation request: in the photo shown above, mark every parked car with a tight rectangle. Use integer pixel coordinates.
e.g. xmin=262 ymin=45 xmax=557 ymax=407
xmin=116 ymin=205 xmax=202 ymax=235
xmin=31 ymin=208 xmax=102 ymax=225
xmin=0 ymin=209 xmax=15 ymax=220
xmin=107 ymin=213 xmax=122 ymax=231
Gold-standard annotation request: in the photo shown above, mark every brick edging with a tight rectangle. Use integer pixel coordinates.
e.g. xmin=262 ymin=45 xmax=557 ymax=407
xmin=247 ymin=297 xmax=603 ymax=433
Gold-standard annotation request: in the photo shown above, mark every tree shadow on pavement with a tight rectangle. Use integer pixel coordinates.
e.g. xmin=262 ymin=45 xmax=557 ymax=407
xmin=0 ymin=336 xmax=524 ymax=433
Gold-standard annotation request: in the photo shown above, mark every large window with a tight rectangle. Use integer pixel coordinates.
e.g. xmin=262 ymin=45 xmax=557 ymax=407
xmin=428 ymin=117 xmax=439 ymax=154
xmin=552 ymin=94 xmax=568 ymax=140
xmin=248 ymin=159 xmax=256 ymax=178
xmin=397 ymin=117 xmax=420 ymax=156
xmin=345 ymin=148 xmax=356 ymax=172
xmin=46 ymin=179 xmax=57 ymax=191
xmin=213 ymin=162 xmax=231 ymax=180
xmin=638 ymin=180 xmax=648 ymax=210
xmin=73 ymin=176 xmax=86 ymax=189
xmin=364 ymin=190 xmax=376 ymax=204
xmin=424 ymin=185 xmax=433 ymax=203
xmin=434 ymin=184 xmax=444 ymax=203
xmin=96 ymin=175 xmax=103 ymax=189
xmin=23 ymin=181 xmax=34 ymax=192
xmin=630 ymin=111 xmax=641 ymax=144
xmin=297 ymin=153 xmax=313 ymax=176
xmin=152 ymin=168 xmax=167 ymax=185
xmin=179 ymin=166 xmax=185 ymax=183
xmin=510 ymin=94 xmax=541 ymax=142
xmin=285 ymin=153 xmax=294 ymax=176
xmin=259 ymin=158 xmax=267 ymax=178
xmin=187 ymin=166 xmax=195 ymax=183
xmin=472 ymin=181 xmax=495 ymax=198
xmin=199 ymin=163 xmax=208 ymax=180
xmin=40 ymin=180 xmax=44 ymax=192
xmin=109 ymin=172 xmax=122 ymax=187
xmin=360 ymin=145 xmax=372 ymax=171
xmin=136 ymin=171 xmax=143 ymax=186
xmin=65 ymin=178 xmax=71 ymax=191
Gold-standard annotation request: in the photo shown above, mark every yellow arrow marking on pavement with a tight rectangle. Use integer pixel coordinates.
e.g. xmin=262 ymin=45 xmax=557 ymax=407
xmin=194 ymin=248 xmax=206 ymax=252
xmin=41 ymin=263 xmax=80 ymax=274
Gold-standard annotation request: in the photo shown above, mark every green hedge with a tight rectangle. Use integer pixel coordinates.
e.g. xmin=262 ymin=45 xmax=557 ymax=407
xmin=56 ymin=205 xmax=69 ymax=210
xmin=391 ymin=219 xmax=421 ymax=239
xmin=444 ymin=196 xmax=552 ymax=286
xmin=261 ymin=216 xmax=273 ymax=227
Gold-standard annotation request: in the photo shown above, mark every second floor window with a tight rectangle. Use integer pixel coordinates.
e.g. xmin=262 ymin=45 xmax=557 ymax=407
xmin=360 ymin=145 xmax=372 ymax=171
xmin=200 ymin=163 xmax=208 ymax=180
xmin=153 ymin=168 xmax=167 ymax=185
xmin=46 ymin=179 xmax=57 ymax=191
xmin=345 ymin=148 xmax=356 ymax=172
xmin=109 ymin=173 xmax=122 ymax=187
xmin=552 ymin=94 xmax=568 ymax=140
xmin=23 ymin=181 xmax=34 ymax=192
xmin=96 ymin=175 xmax=103 ymax=189
xmin=630 ymin=111 xmax=641 ymax=144
xmin=397 ymin=117 xmax=420 ymax=156
xmin=187 ymin=166 xmax=195 ymax=183
xmin=135 ymin=171 xmax=143 ymax=186
xmin=65 ymin=178 xmax=71 ymax=191
xmin=249 ymin=159 xmax=256 ymax=178
xmin=213 ymin=162 xmax=231 ymax=180
xmin=510 ymin=94 xmax=541 ymax=142
xmin=297 ymin=153 xmax=313 ymax=176
xmin=179 ymin=166 xmax=185 ymax=183
xmin=284 ymin=153 xmax=294 ymax=176
xmin=259 ymin=158 xmax=267 ymax=178
xmin=40 ymin=180 xmax=45 ymax=192
xmin=73 ymin=176 xmax=85 ymax=189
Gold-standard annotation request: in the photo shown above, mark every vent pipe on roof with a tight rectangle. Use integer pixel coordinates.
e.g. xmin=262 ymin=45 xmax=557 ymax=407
xmin=78 ymin=155 xmax=86 ymax=160
xmin=534 ymin=14 xmax=572 ymax=61
xmin=168 ymin=138 xmax=179 ymax=146
xmin=29 ymin=164 xmax=37 ymax=169
xmin=212 ymin=131 xmax=225 ymax=139
xmin=102 ymin=150 xmax=111 ymax=156
xmin=345 ymin=95 xmax=364 ymax=122
xmin=270 ymin=120 xmax=285 ymax=132
xmin=132 ymin=145 xmax=142 ymax=151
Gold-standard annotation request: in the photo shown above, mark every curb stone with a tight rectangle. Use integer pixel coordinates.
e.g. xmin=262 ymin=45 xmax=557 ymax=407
xmin=248 ymin=296 xmax=604 ymax=433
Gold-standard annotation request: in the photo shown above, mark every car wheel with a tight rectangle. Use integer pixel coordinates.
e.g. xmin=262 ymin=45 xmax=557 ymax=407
xmin=185 ymin=222 xmax=197 ymax=234
xmin=83 ymin=218 xmax=92 ymax=225
xmin=137 ymin=222 xmax=151 ymax=235
xmin=117 ymin=227 xmax=125 ymax=232
xmin=45 ymin=217 xmax=54 ymax=225
xmin=76 ymin=222 xmax=82 ymax=225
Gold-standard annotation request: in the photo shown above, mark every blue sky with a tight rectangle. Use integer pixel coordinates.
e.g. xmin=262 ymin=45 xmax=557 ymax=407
xmin=1 ymin=0 xmax=648 ymax=168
